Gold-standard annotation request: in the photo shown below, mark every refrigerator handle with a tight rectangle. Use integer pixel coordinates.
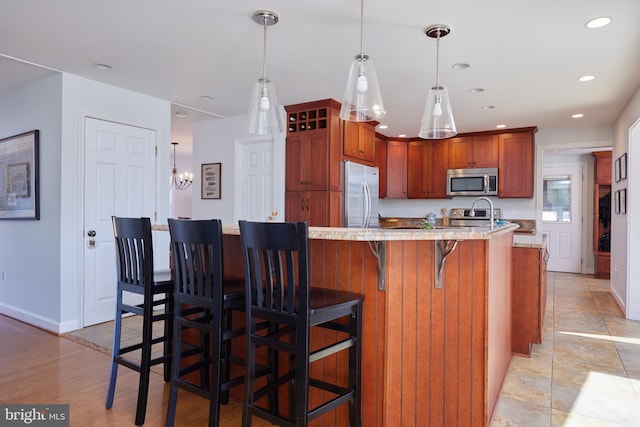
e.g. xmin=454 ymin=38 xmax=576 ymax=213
xmin=363 ymin=180 xmax=372 ymax=228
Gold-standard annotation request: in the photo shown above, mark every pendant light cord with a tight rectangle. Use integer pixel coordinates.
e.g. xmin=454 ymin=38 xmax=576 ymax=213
xmin=435 ymin=30 xmax=441 ymax=88
xmin=359 ymin=0 xmax=364 ymax=56
xmin=262 ymin=16 xmax=268 ymax=84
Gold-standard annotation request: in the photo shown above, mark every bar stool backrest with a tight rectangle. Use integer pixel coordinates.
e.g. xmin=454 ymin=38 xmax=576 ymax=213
xmin=112 ymin=216 xmax=154 ymax=292
xmin=238 ymin=220 xmax=310 ymax=325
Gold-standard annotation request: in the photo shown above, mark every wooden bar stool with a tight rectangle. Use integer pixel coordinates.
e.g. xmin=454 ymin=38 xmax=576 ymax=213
xmin=165 ymin=218 xmax=247 ymax=427
xmin=106 ymin=216 xmax=174 ymax=426
xmin=238 ymin=220 xmax=363 ymax=426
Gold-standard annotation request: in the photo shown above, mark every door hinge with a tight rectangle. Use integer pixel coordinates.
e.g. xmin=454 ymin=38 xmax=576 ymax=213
xmin=155 ymin=145 xmax=158 ymax=156
xmin=154 ymin=211 xmax=157 ymax=222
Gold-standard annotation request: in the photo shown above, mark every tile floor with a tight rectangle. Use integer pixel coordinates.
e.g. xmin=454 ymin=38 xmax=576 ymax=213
xmin=68 ymin=272 xmax=640 ymax=426
xmin=492 ymin=272 xmax=640 ymax=426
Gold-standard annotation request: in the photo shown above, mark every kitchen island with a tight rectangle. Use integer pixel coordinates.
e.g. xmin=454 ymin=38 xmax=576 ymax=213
xmin=218 ymin=223 xmax=518 ymax=427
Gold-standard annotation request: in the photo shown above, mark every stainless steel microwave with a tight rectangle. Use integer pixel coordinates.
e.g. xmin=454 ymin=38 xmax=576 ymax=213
xmin=446 ymin=167 xmax=498 ymax=196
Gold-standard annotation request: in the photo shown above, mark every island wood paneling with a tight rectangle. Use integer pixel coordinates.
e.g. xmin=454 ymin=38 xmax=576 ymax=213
xmin=222 ymin=232 xmax=512 ymax=427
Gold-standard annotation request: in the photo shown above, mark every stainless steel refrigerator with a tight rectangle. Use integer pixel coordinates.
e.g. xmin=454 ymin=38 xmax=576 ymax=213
xmin=343 ymin=160 xmax=380 ymax=228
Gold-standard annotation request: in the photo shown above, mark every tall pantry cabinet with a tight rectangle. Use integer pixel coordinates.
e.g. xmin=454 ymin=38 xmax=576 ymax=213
xmin=284 ymin=99 xmax=344 ymax=226
xmin=592 ymin=151 xmax=612 ymax=279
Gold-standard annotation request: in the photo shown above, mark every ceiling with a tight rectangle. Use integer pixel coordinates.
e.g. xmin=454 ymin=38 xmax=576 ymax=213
xmin=2 ymin=0 xmax=640 ymax=155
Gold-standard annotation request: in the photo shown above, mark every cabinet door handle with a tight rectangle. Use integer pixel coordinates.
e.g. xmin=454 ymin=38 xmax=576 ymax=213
xmin=300 ymin=198 xmax=305 ymax=211
xmin=306 ymin=198 xmax=310 ymax=211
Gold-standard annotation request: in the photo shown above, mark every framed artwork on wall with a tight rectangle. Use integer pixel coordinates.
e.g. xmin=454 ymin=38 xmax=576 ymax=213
xmin=201 ymin=162 xmax=221 ymax=199
xmin=615 ymin=157 xmax=621 ymax=182
xmin=620 ymin=153 xmax=627 ymax=181
xmin=0 ymin=130 xmax=39 ymax=220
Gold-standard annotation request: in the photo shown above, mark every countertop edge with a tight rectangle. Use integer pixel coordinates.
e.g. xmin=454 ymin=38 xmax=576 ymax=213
xmin=155 ymin=223 xmax=519 ymax=241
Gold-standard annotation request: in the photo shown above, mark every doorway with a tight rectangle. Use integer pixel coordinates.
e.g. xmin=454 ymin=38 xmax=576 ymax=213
xmin=82 ymin=117 xmax=157 ymax=326
xmin=234 ymin=136 xmax=281 ymax=222
xmin=541 ymin=163 xmax=584 ymax=273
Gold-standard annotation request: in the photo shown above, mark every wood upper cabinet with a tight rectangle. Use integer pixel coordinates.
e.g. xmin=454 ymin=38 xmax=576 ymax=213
xmin=286 ymin=131 xmax=329 ymax=191
xmin=407 ymin=139 xmax=448 ymax=198
xmin=343 ymin=121 xmax=376 ymax=164
xmin=385 ymin=139 xmax=407 ymax=198
xmin=448 ymin=135 xmax=498 ymax=169
xmin=498 ymin=131 xmax=535 ymax=198
xmin=594 ymin=151 xmax=612 ymax=185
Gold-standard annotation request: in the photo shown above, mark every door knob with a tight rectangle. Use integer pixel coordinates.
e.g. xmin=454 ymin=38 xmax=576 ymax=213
xmin=87 ymin=230 xmax=96 ymax=237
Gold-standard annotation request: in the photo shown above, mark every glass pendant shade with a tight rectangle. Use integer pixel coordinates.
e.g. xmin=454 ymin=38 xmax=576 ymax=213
xmin=247 ymin=78 xmax=282 ymax=135
xmin=419 ymin=85 xmax=457 ymax=139
xmin=340 ymin=54 xmax=386 ymax=122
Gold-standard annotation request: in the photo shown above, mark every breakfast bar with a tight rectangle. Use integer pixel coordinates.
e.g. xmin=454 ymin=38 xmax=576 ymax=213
xmin=218 ymin=222 xmax=518 ymax=426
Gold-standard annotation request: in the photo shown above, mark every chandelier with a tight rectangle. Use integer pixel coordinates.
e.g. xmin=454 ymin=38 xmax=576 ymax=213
xmin=170 ymin=142 xmax=193 ymax=190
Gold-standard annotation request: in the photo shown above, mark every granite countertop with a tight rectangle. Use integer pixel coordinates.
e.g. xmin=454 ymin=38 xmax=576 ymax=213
xmin=155 ymin=222 xmax=519 ymax=241
xmin=513 ymin=233 xmax=547 ymax=249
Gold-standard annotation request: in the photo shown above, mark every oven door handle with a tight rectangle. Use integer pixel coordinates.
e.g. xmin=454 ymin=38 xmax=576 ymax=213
xmin=484 ymin=174 xmax=489 ymax=194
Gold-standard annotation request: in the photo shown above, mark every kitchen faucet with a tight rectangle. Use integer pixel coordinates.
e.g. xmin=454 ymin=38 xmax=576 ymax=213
xmin=469 ymin=196 xmax=495 ymax=230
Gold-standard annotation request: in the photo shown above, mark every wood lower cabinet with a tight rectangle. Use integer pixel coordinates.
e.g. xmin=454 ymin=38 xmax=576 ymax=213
xmin=385 ymin=139 xmax=407 ymax=198
xmin=343 ymin=120 xmax=376 ymax=165
xmin=285 ymin=191 xmax=342 ymax=227
xmin=448 ymin=135 xmax=498 ymax=169
xmin=407 ymin=139 xmax=448 ymax=198
xmin=512 ymin=245 xmax=548 ymax=356
xmin=498 ymin=130 xmax=535 ymax=198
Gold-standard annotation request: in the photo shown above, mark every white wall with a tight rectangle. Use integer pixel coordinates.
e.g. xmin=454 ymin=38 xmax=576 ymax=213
xmin=0 ymin=72 xmax=172 ymax=333
xmin=612 ymin=83 xmax=640 ymax=319
xmin=0 ymin=74 xmax=63 ymax=328
xmin=191 ymin=114 xmax=286 ymax=224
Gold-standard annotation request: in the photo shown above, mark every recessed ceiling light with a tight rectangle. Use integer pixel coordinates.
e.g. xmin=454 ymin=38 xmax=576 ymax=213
xmin=175 ymin=111 xmax=187 ymax=119
xmin=496 ymin=124 xmax=507 ymax=129
xmin=378 ymin=125 xmax=388 ymax=129
xmin=398 ymin=134 xmax=407 ymax=138
xmin=469 ymin=88 xmax=485 ymax=93
xmin=481 ymin=105 xmax=495 ymax=110
xmin=585 ymin=17 xmax=612 ymax=29
xmin=452 ymin=63 xmax=470 ymax=70
xmin=200 ymin=95 xmax=214 ymax=101
xmin=572 ymin=113 xmax=584 ymax=118
xmin=94 ymin=63 xmax=112 ymax=71
xmin=578 ymin=75 xmax=596 ymax=82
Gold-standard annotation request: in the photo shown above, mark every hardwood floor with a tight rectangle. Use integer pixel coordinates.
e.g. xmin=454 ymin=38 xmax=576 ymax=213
xmin=0 ymin=315 xmax=269 ymax=426
xmin=3 ymin=272 xmax=640 ymax=426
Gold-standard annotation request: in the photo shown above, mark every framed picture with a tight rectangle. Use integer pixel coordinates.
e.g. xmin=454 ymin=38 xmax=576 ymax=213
xmin=615 ymin=157 xmax=621 ymax=182
xmin=201 ymin=162 xmax=221 ymax=199
xmin=615 ymin=190 xmax=621 ymax=214
xmin=0 ymin=130 xmax=39 ymax=219
xmin=620 ymin=153 xmax=627 ymax=181
xmin=621 ymin=188 xmax=627 ymax=215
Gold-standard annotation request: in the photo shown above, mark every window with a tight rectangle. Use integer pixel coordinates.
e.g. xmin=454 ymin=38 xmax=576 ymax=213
xmin=543 ymin=176 xmax=571 ymax=222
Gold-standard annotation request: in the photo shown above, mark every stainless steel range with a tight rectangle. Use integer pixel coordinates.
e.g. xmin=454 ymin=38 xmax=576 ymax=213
xmin=450 ymin=208 xmax=501 ymax=227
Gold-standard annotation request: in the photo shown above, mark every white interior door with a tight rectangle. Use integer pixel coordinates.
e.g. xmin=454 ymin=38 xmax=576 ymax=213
xmin=83 ymin=117 xmax=157 ymax=326
xmin=542 ymin=164 xmax=583 ymax=273
xmin=237 ymin=139 xmax=274 ymax=221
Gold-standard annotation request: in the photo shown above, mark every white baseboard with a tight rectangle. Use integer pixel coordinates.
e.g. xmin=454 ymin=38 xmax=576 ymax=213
xmin=0 ymin=303 xmax=80 ymax=334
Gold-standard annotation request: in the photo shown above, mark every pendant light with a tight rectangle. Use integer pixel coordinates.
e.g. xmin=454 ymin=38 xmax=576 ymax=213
xmin=247 ymin=10 xmax=282 ymax=135
xmin=419 ymin=24 xmax=457 ymax=139
xmin=339 ymin=0 xmax=385 ymax=122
